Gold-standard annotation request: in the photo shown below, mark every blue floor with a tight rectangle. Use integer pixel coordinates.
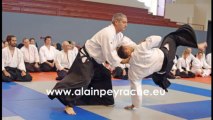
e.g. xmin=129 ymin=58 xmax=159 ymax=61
xmin=112 ymin=79 xmax=211 ymax=97
xmin=145 ymin=100 xmax=211 ymax=119
xmin=2 ymin=79 xmax=211 ymax=120
xmin=2 ymin=82 xmax=108 ymax=120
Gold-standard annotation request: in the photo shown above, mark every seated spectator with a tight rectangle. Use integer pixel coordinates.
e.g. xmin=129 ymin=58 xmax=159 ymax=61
xmin=39 ymin=36 xmax=56 ymax=72
xmin=3 ymin=40 xmax=8 ymax=48
xmin=68 ymin=41 xmax=78 ymax=56
xmin=54 ymin=41 xmax=76 ymax=80
xmin=29 ymin=38 xmax=38 ymax=48
xmin=21 ymin=38 xmax=40 ymax=72
xmin=2 ymin=35 xmax=32 ymax=82
xmin=167 ymin=55 xmax=181 ymax=79
xmin=191 ymin=50 xmax=211 ymax=77
xmin=176 ymin=48 xmax=195 ymax=78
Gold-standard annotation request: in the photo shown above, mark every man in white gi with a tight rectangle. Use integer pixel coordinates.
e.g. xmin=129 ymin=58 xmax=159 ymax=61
xmin=48 ymin=13 xmax=136 ymax=115
xmin=68 ymin=41 xmax=79 ymax=56
xmin=2 ymin=35 xmax=32 ymax=82
xmin=21 ymin=38 xmax=40 ymax=72
xmin=117 ymin=24 xmax=207 ymax=110
xmin=39 ymin=36 xmax=56 ymax=72
xmin=29 ymin=38 xmax=38 ymax=48
xmin=54 ymin=41 xmax=76 ymax=80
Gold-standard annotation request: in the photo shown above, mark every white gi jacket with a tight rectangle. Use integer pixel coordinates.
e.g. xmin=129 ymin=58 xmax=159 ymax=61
xmin=128 ymin=35 xmax=164 ymax=108
xmin=2 ymin=47 xmax=26 ymax=72
xmin=177 ymin=57 xmax=191 ymax=72
xmin=39 ymin=45 xmax=56 ymax=63
xmin=85 ymin=24 xmax=136 ymax=67
xmin=54 ymin=50 xmax=76 ymax=70
xmin=21 ymin=45 xmax=40 ymax=63
xmin=191 ymin=57 xmax=211 ymax=76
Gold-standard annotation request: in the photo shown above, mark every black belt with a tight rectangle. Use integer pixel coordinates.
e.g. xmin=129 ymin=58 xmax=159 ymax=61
xmin=81 ymin=45 xmax=98 ymax=66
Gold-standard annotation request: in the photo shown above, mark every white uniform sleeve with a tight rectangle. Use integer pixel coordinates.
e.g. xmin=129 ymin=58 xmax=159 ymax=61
xmin=203 ymin=59 xmax=211 ymax=69
xmin=100 ymin=33 xmax=122 ymax=67
xmin=68 ymin=51 xmax=76 ymax=68
xmin=17 ymin=51 xmax=26 ymax=72
xmin=33 ymin=46 xmax=40 ymax=63
xmin=39 ymin=47 xmax=46 ymax=64
xmin=74 ymin=47 xmax=78 ymax=57
xmin=2 ymin=50 xmax=5 ymax=71
xmin=206 ymin=53 xmax=211 ymax=66
xmin=139 ymin=35 xmax=162 ymax=50
xmin=192 ymin=58 xmax=201 ymax=69
xmin=54 ymin=52 xmax=64 ymax=70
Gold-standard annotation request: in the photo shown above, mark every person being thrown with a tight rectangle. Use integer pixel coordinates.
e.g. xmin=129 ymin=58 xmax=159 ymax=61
xmin=117 ymin=24 xmax=207 ymax=110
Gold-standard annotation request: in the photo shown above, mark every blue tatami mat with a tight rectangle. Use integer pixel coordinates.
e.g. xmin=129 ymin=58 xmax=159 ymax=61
xmin=145 ymin=100 xmax=211 ymax=119
xmin=2 ymin=82 xmax=47 ymax=101
xmin=2 ymin=107 xmax=17 ymax=117
xmin=2 ymin=82 xmax=108 ymax=120
xmin=3 ymin=99 xmax=108 ymax=120
xmin=112 ymin=79 xmax=211 ymax=97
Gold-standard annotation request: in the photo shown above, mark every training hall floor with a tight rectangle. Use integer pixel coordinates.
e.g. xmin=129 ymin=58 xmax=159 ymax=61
xmin=2 ymin=72 xmax=211 ymax=120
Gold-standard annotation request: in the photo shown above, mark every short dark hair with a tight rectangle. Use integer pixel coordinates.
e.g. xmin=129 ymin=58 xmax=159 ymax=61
xmin=6 ymin=35 xmax=16 ymax=42
xmin=117 ymin=46 xmax=129 ymax=59
xmin=29 ymin=38 xmax=35 ymax=41
xmin=44 ymin=36 xmax=51 ymax=42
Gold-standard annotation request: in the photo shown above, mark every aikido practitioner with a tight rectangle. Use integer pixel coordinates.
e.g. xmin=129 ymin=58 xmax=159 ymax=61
xmin=176 ymin=48 xmax=195 ymax=78
xmin=48 ymin=13 xmax=136 ymax=115
xmin=54 ymin=41 xmax=76 ymax=80
xmin=20 ymin=38 xmax=40 ymax=72
xmin=2 ymin=35 xmax=32 ymax=82
xmin=191 ymin=50 xmax=211 ymax=77
xmin=39 ymin=36 xmax=56 ymax=72
xmin=117 ymin=24 xmax=207 ymax=110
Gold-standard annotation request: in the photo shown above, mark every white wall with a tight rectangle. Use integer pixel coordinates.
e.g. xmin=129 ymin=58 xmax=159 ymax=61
xmin=174 ymin=0 xmax=194 ymax=4
xmin=193 ymin=0 xmax=211 ymax=30
xmin=165 ymin=0 xmax=211 ymax=31
xmin=165 ymin=4 xmax=194 ymax=23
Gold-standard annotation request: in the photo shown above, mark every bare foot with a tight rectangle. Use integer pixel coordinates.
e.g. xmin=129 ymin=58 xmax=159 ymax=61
xmin=65 ymin=106 xmax=76 ymax=115
xmin=124 ymin=104 xmax=137 ymax=110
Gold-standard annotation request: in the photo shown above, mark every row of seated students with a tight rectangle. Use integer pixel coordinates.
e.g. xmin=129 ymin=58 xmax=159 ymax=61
xmin=103 ymin=47 xmax=211 ymax=80
xmin=2 ymin=35 xmax=79 ymax=82
xmin=2 ymin=35 xmax=211 ymax=82
xmin=168 ymin=48 xmax=211 ymax=79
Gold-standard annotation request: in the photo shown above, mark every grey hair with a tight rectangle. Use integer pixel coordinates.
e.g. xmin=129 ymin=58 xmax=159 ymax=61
xmin=112 ymin=13 xmax=127 ymax=23
xmin=62 ymin=41 xmax=69 ymax=46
